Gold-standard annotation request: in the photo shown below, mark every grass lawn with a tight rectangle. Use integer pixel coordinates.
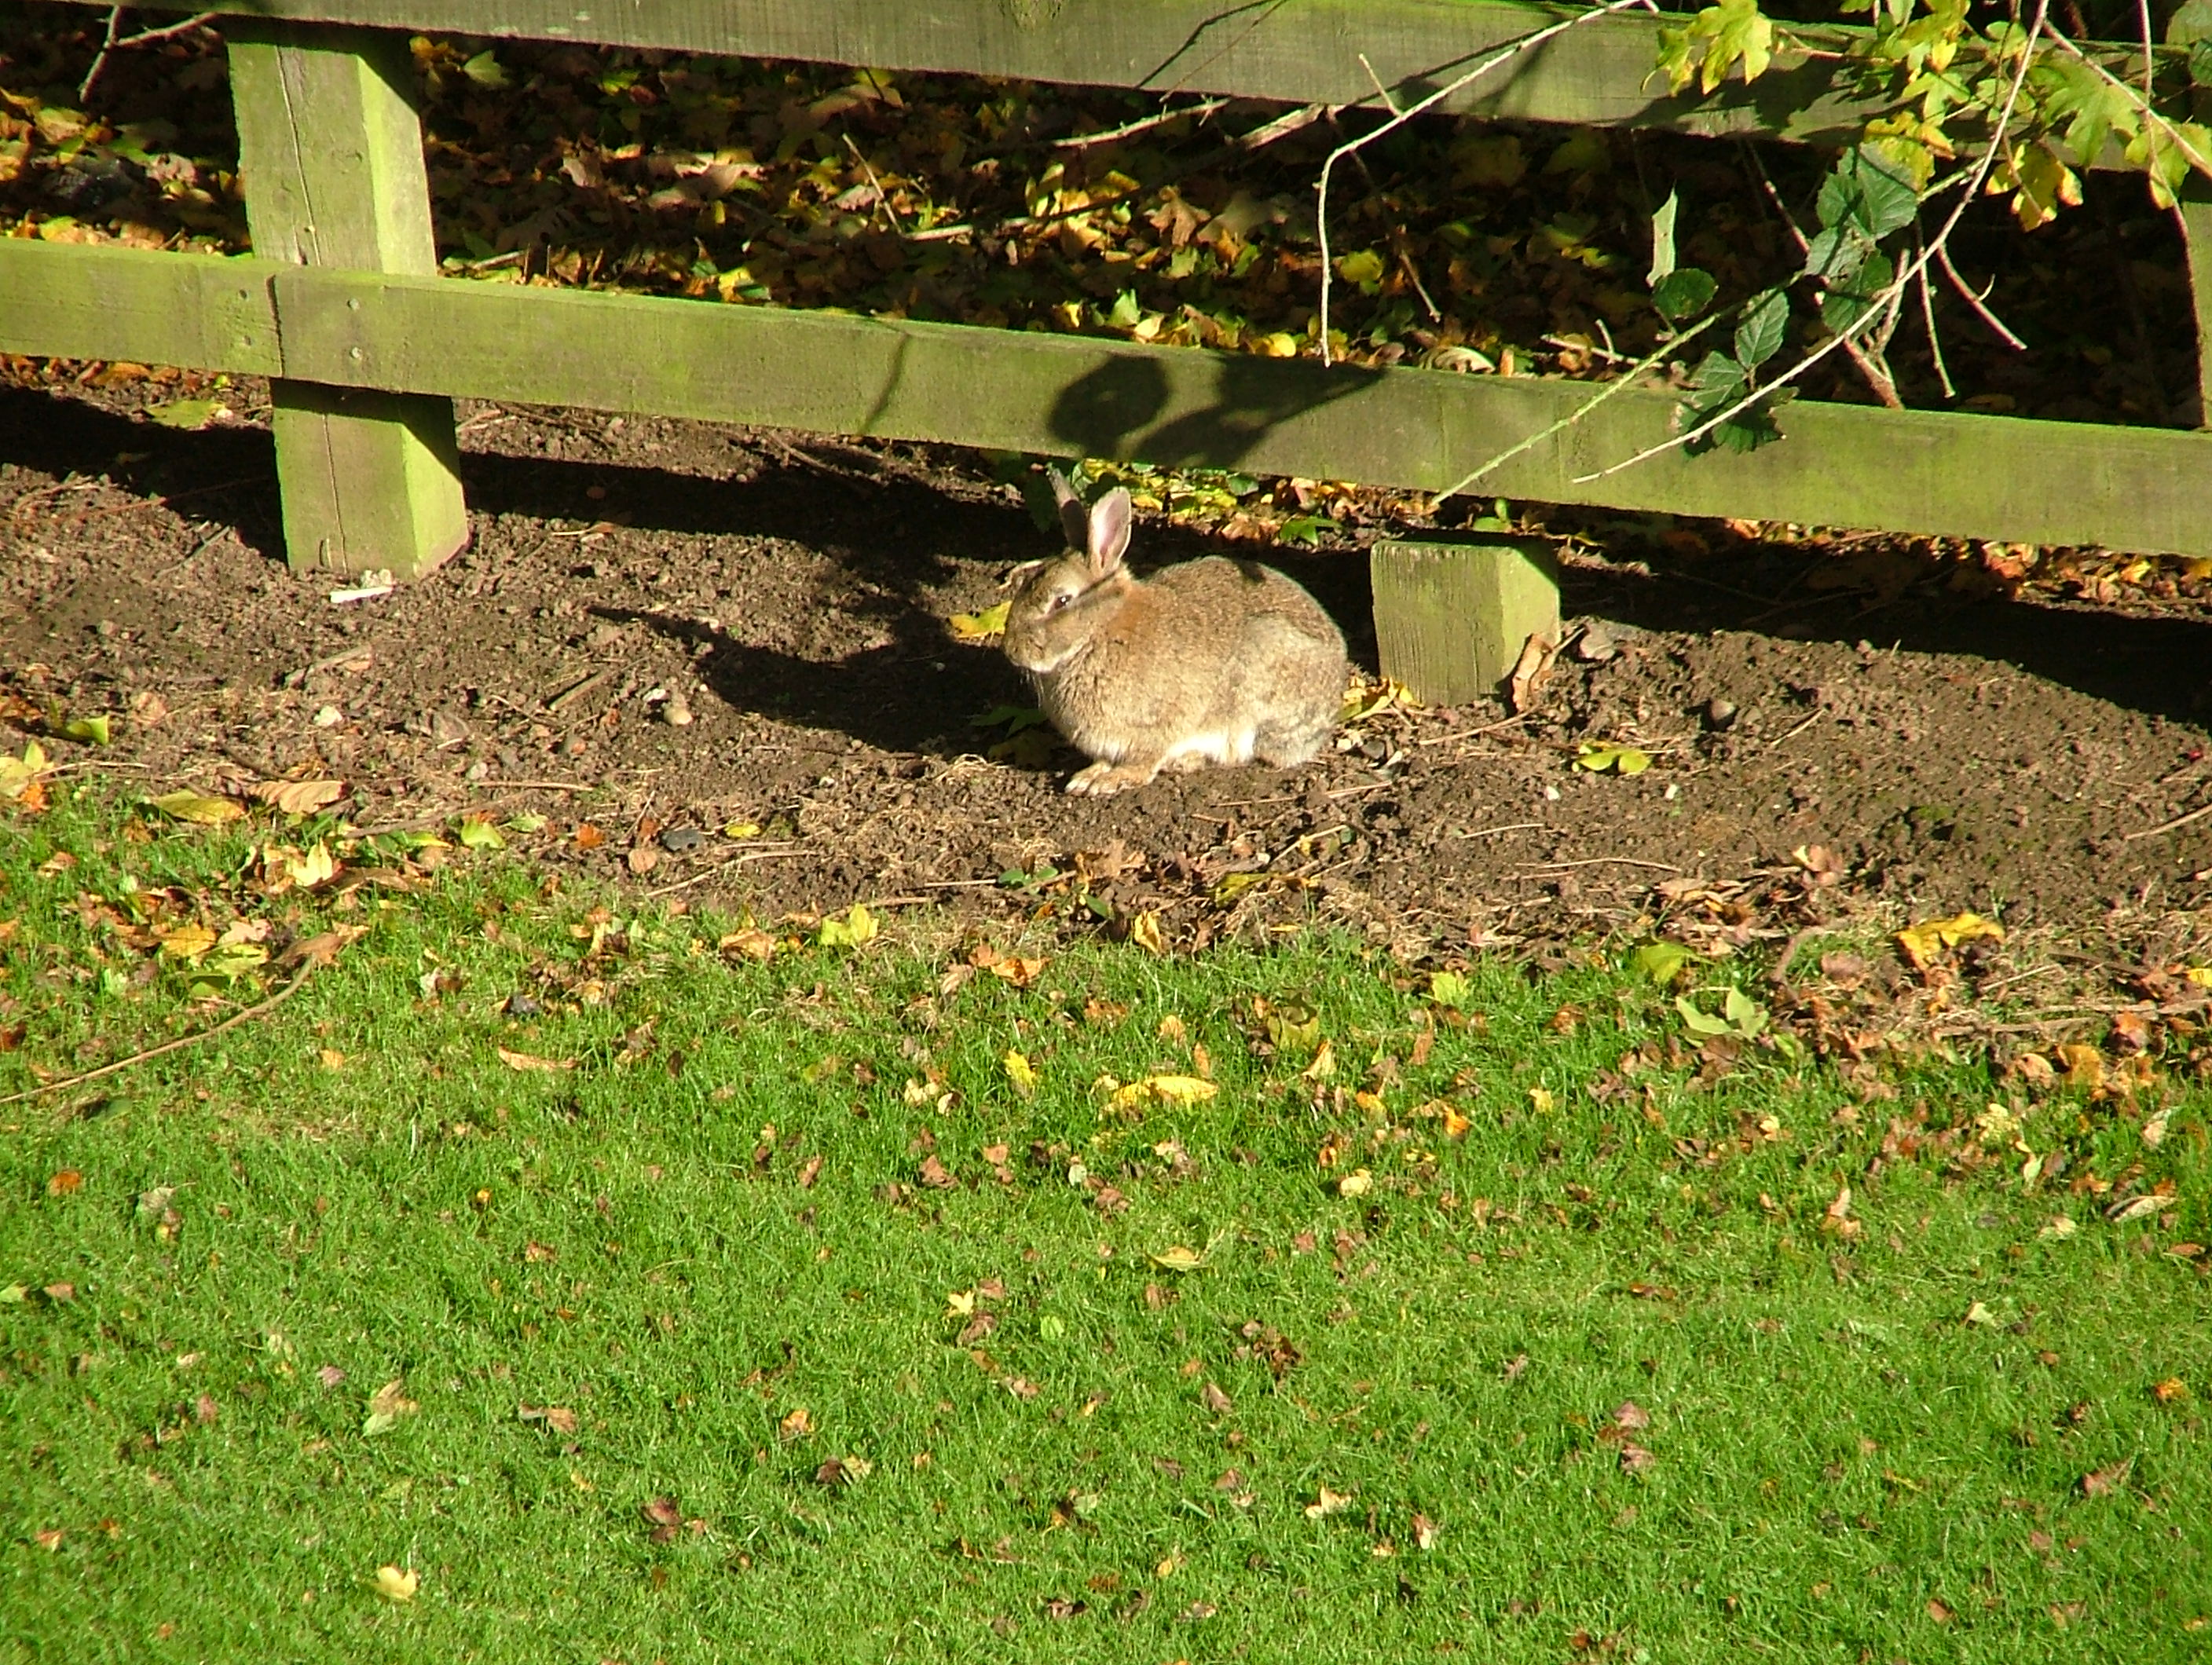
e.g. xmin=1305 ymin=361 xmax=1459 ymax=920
xmin=2 ymin=790 xmax=2208 ymax=1663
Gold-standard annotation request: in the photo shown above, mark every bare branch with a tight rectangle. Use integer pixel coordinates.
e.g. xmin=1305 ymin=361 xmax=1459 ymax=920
xmin=1050 ymin=96 xmax=1232 ymax=150
xmin=1573 ymin=0 xmax=2052 ymax=485
xmin=1317 ymin=0 xmax=1658 ymax=366
xmin=1936 ymin=243 xmax=2028 ymax=349
xmin=79 ymin=9 xmax=218 ymax=102
xmin=1437 ymin=312 xmax=1723 ymax=500
xmin=1917 ymin=236 xmax=1957 ymax=399
xmin=1745 ymin=146 xmax=1902 ymax=409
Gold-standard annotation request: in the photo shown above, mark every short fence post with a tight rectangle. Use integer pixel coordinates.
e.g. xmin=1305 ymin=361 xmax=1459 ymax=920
xmin=1368 ymin=535 xmax=1561 ymax=706
xmin=225 ymin=20 xmax=467 ymax=580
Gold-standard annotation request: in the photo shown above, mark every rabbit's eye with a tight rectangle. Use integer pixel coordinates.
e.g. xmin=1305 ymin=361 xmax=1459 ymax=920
xmin=1047 ymin=592 xmax=1071 ymax=612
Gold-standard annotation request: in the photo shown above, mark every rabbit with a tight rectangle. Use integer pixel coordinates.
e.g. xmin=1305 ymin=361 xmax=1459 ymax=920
xmin=1001 ymin=472 xmax=1348 ymax=796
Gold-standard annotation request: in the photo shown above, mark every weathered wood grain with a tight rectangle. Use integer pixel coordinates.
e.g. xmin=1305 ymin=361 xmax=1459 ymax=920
xmin=5 ymin=242 xmax=2211 ymax=556
xmin=41 ymin=0 xmax=2144 ymax=156
xmin=1372 ymin=536 xmax=1562 ymax=705
xmin=227 ymin=20 xmax=467 ymax=579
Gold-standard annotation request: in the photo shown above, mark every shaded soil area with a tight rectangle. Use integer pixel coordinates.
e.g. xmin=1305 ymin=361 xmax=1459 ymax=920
xmin=6 ymin=372 xmax=2212 ymax=975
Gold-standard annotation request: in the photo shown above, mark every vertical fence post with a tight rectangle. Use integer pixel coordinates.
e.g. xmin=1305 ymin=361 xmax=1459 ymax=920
xmin=1369 ymin=535 xmax=1561 ymax=706
xmin=2184 ymin=175 xmax=2212 ymax=430
xmin=225 ymin=20 xmax=467 ymax=580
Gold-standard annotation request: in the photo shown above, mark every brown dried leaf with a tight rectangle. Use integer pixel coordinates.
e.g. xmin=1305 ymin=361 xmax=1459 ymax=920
xmin=251 ymin=778 xmax=346 ymax=815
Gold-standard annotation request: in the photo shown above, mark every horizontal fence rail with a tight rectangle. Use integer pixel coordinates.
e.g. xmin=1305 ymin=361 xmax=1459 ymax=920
xmin=6 ymin=237 xmax=2210 ymax=558
xmin=46 ymin=0 xmax=2170 ymax=159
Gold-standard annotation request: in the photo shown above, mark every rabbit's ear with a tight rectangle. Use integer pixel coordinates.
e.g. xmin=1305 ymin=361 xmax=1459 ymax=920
xmin=1049 ymin=470 xmax=1090 ymax=550
xmin=1004 ymin=558 xmax=1046 ymax=589
xmin=1087 ymin=487 xmax=1133 ymax=574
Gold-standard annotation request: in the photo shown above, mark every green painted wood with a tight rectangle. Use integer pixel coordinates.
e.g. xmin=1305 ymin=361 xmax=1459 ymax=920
xmin=0 ymin=241 xmax=282 ymax=374
xmin=1371 ymin=536 xmax=1560 ymax=705
xmin=227 ymin=20 xmax=467 ymax=578
xmin=46 ymin=0 xmax=2152 ymax=158
xmin=2184 ymin=176 xmax=2212 ymax=429
xmin=5 ymin=241 xmax=2212 ymax=557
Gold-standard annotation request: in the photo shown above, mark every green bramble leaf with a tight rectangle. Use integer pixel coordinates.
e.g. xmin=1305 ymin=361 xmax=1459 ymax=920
xmin=1732 ymin=288 xmax=1789 ymax=371
xmin=1820 ymin=251 xmax=1895 ymax=335
xmin=1816 ymin=148 xmax=1920 ymax=242
xmin=1657 ymin=0 xmax=1774 ymax=96
xmin=1650 ymin=265 xmax=1716 ymax=324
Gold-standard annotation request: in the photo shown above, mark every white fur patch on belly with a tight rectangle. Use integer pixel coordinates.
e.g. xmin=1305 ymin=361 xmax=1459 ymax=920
xmin=1163 ymin=728 xmax=1256 ymax=767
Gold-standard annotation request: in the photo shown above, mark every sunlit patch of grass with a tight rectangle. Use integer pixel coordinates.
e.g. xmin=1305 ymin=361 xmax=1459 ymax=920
xmin=2 ymin=789 xmax=2208 ymax=1661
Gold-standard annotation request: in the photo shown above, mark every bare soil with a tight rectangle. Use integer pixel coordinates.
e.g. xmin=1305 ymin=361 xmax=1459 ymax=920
xmin=6 ymin=371 xmax=2212 ymax=968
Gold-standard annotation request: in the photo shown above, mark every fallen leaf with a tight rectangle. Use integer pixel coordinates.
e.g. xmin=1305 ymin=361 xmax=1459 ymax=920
xmin=1895 ymin=911 xmax=2005 ymax=971
xmin=144 ymin=396 xmax=228 ymax=430
xmin=641 ymin=1495 xmax=681 ymax=1528
xmin=1129 ymin=910 xmax=1166 ymax=954
xmin=778 ymin=1406 xmax=813 ymax=1442
xmin=362 ymin=1378 xmax=419 ymax=1436
xmin=0 ymin=738 xmax=51 ymax=801
xmin=1200 ymin=1381 xmax=1232 ymax=1415
xmin=2152 ymin=1378 xmax=2189 ymax=1404
xmin=2108 ymin=1193 xmax=2179 ymax=1224
xmin=817 ymin=903 xmax=877 ymax=949
xmin=1507 ymin=631 xmax=1558 ymax=713
xmin=948 ymin=601 xmax=1011 ymax=641
xmin=1304 ymin=1485 xmax=1354 ymax=1519
xmin=2079 ymin=1458 xmax=2133 ymax=1497
xmin=145 ymin=789 xmax=244 ymax=825
xmin=46 ymin=1169 xmax=83 ymax=1197
xmin=1148 ymin=1244 xmax=1207 ymax=1274
xmin=497 ymin=1048 xmax=577 ymax=1072
xmin=1412 ymin=1512 xmax=1442 ymax=1551
xmin=317 ymin=1365 xmax=346 ymax=1389
xmin=1111 ymin=1074 xmax=1218 ymax=1110
xmin=373 ymin=1564 xmax=419 ymax=1602
xmin=917 ymin=1154 xmax=955 ymax=1188
xmin=1610 ymin=1400 xmax=1650 ymax=1432
xmin=251 ymin=778 xmax=346 ymax=815
xmin=34 ymin=1528 xmax=63 ymax=1552
xmin=1617 ymin=1441 xmax=1657 ymax=1475
xmin=1003 ymin=1049 xmax=1038 ymax=1096
xmin=1927 ymin=1597 xmax=1954 ymax=1624
xmin=1336 ymin=1169 xmax=1373 ymax=1198
xmin=1962 ymin=1301 xmax=1998 ymax=1327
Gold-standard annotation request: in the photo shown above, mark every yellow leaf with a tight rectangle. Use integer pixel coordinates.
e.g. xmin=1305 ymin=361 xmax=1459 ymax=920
xmin=157 ymin=923 xmax=219 ymax=961
xmin=287 ymin=840 xmax=337 ymax=889
xmin=1895 ymin=911 xmax=2004 ymax=970
xmin=0 ymin=739 xmax=50 ymax=800
xmin=818 ymin=902 xmax=877 ymax=949
xmin=1305 ymin=1485 xmax=1354 ymax=1519
xmin=497 ymin=1048 xmax=577 ymax=1073
xmin=1148 ymin=1244 xmax=1207 ymax=1274
xmin=1003 ymin=1049 xmax=1038 ymax=1096
xmin=1337 ymin=1168 xmax=1373 ymax=1198
xmin=1146 ymin=1074 xmax=1217 ymax=1104
xmin=568 ymin=1469 xmax=595 ymax=1492
xmin=362 ymin=1378 xmax=419 ymax=1436
xmin=373 ymin=1564 xmax=419 ymax=1603
xmin=723 ymin=821 xmax=762 ymax=839
xmin=1130 ymin=911 xmax=1166 ymax=955
xmin=146 ymin=789 xmax=244 ymax=825
xmin=2038 ymin=1215 xmax=2077 ymax=1241
xmin=948 ymin=601 xmax=1010 ymax=642
xmin=1302 ymin=1038 xmax=1337 ymax=1081
xmin=2187 ymin=966 xmax=2212 ymax=989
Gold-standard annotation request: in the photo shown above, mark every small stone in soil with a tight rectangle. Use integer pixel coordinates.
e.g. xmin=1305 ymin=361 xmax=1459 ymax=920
xmin=660 ymin=825 xmax=705 ymax=853
xmin=1706 ymin=698 xmax=1738 ymax=730
xmin=503 ymin=994 xmax=540 ymax=1017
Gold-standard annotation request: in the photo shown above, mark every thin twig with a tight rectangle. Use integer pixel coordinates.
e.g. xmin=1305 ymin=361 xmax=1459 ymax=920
xmin=1434 ymin=313 xmax=1720 ymax=500
xmin=1454 ymin=821 xmax=1546 ymax=840
xmin=1746 ymin=147 xmax=1901 ymax=408
xmin=1573 ymin=0 xmax=2050 ymax=484
xmin=1517 ymin=856 xmax=1681 ymax=873
xmin=2122 ymin=800 xmax=2212 ymax=840
xmin=1317 ymin=0 xmax=1657 ymax=365
xmin=1936 ymin=243 xmax=2028 ymax=349
xmin=2038 ymin=23 xmax=2212 ymax=174
xmin=79 ymin=9 xmax=218 ymax=101
xmin=0 ymin=959 xmax=317 ymax=1107
xmin=1051 ymin=96 xmax=1232 ymax=148
xmin=840 ymin=133 xmax=899 ymax=236
xmin=1916 ymin=232 xmax=1957 ymax=399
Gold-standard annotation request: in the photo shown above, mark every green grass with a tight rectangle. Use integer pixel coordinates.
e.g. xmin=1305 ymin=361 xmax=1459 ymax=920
xmin=2 ymin=792 xmax=2209 ymax=1663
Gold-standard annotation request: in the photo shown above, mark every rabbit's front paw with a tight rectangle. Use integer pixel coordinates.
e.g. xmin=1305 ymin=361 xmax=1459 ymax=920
xmin=1065 ymin=760 xmax=1159 ymax=796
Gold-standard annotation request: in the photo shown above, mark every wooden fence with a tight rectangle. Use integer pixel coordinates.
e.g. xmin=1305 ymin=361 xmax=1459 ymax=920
xmin=4 ymin=0 xmax=2211 ymax=593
